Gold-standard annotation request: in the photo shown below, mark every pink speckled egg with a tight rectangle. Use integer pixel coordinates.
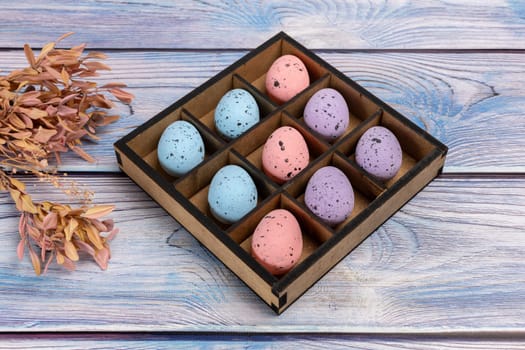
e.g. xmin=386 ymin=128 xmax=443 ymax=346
xmin=251 ymin=209 xmax=303 ymax=276
xmin=265 ymin=55 xmax=309 ymax=104
xmin=355 ymin=126 xmax=403 ymax=181
xmin=304 ymin=166 xmax=354 ymax=226
xmin=304 ymin=88 xmax=350 ymax=142
xmin=261 ymin=126 xmax=309 ymax=184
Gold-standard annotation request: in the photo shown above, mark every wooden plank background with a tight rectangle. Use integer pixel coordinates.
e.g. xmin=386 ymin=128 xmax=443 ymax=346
xmin=0 ymin=0 xmax=524 ymax=348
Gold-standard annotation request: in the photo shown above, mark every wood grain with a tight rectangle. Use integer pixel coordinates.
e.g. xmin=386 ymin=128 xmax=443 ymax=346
xmin=1 ymin=0 xmax=525 ymax=49
xmin=1 ymin=175 xmax=524 ymax=332
xmin=2 ymin=334 xmax=525 ymax=350
xmin=2 ymin=50 xmax=523 ymax=172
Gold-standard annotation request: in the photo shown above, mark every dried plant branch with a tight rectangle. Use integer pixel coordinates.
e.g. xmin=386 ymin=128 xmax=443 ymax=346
xmin=0 ymin=33 xmax=134 ymax=274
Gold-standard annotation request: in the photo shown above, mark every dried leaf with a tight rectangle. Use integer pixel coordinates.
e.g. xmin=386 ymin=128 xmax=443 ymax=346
xmin=29 ymin=247 xmax=41 ymax=275
xmin=36 ymin=42 xmax=56 ymax=64
xmin=64 ymin=218 xmax=78 ymax=241
xmin=64 ymin=240 xmax=79 ymax=261
xmin=69 ymin=145 xmax=96 ymax=163
xmin=83 ymin=61 xmax=111 ymax=71
xmin=56 ymin=252 xmax=65 ymax=265
xmin=85 ymin=224 xmax=105 ymax=250
xmin=17 ymin=239 xmax=25 ymax=260
xmin=24 ymin=44 xmax=36 ymax=67
xmin=109 ymin=88 xmax=134 ymax=104
xmin=94 ymin=248 xmax=110 ymax=270
xmin=33 ymin=127 xmax=57 ymax=143
xmin=55 ymin=32 xmax=75 ymax=43
xmin=42 ymin=212 xmax=58 ymax=231
xmin=81 ymin=205 xmax=115 ymax=219
xmin=10 ymin=178 xmax=26 ymax=191
xmin=21 ymin=194 xmax=38 ymax=213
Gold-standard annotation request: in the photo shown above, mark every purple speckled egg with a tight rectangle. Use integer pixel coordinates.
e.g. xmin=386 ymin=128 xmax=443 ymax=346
xmin=355 ymin=126 xmax=402 ymax=181
xmin=304 ymin=166 xmax=354 ymax=226
xmin=303 ymin=88 xmax=349 ymax=142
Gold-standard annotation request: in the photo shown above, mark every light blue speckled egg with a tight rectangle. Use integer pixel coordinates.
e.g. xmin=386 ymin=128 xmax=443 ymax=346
xmin=214 ymin=88 xmax=260 ymax=140
xmin=208 ymin=164 xmax=258 ymax=224
xmin=157 ymin=120 xmax=205 ymax=177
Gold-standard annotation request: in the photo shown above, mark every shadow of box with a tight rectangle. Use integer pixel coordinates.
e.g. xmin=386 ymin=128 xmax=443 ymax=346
xmin=114 ymin=32 xmax=447 ymax=314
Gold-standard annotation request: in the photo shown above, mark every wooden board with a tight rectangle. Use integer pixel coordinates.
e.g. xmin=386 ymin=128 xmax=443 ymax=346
xmin=1 ymin=51 xmax=524 ymax=173
xmin=1 ymin=334 xmax=525 ymax=350
xmin=1 ymin=1 xmax=525 ymax=49
xmin=1 ymin=175 xmax=524 ymax=332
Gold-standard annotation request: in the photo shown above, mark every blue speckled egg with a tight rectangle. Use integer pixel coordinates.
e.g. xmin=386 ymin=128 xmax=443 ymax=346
xmin=157 ymin=120 xmax=205 ymax=177
xmin=214 ymin=88 xmax=260 ymax=140
xmin=208 ymin=165 xmax=258 ymax=224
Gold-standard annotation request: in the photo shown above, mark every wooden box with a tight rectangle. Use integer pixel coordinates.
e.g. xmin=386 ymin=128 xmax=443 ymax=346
xmin=114 ymin=32 xmax=447 ymax=314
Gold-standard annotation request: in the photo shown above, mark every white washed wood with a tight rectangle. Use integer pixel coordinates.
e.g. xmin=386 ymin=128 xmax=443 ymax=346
xmin=2 ymin=335 xmax=525 ymax=350
xmin=1 ymin=0 xmax=525 ymax=49
xmin=1 ymin=175 xmax=524 ymax=332
xmin=2 ymin=50 xmax=524 ymax=172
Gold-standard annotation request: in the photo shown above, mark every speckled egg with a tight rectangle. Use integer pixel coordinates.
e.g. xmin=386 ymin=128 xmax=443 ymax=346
xmin=214 ymin=88 xmax=260 ymax=140
xmin=265 ymin=55 xmax=310 ymax=104
xmin=261 ymin=126 xmax=309 ymax=184
xmin=251 ymin=209 xmax=303 ymax=275
xmin=304 ymin=88 xmax=350 ymax=142
xmin=208 ymin=165 xmax=258 ymax=224
xmin=355 ymin=126 xmax=403 ymax=181
xmin=304 ymin=166 xmax=354 ymax=226
xmin=157 ymin=120 xmax=205 ymax=177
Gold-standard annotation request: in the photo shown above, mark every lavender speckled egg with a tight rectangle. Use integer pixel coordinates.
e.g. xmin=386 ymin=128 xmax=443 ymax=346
xmin=208 ymin=165 xmax=258 ymax=224
xmin=304 ymin=166 xmax=354 ymax=226
xmin=355 ymin=126 xmax=402 ymax=181
xmin=214 ymin=88 xmax=260 ymax=140
xmin=157 ymin=120 xmax=205 ymax=177
xmin=251 ymin=209 xmax=303 ymax=276
xmin=304 ymin=88 xmax=350 ymax=142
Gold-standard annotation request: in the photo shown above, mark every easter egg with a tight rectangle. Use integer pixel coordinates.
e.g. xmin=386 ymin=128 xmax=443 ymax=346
xmin=214 ymin=88 xmax=260 ymax=140
xmin=261 ymin=126 xmax=309 ymax=184
xmin=208 ymin=165 xmax=258 ymax=224
xmin=355 ymin=126 xmax=402 ymax=181
xmin=251 ymin=209 xmax=303 ymax=275
xmin=157 ymin=120 xmax=205 ymax=177
xmin=304 ymin=88 xmax=350 ymax=142
xmin=304 ymin=166 xmax=354 ymax=226
xmin=265 ymin=55 xmax=309 ymax=104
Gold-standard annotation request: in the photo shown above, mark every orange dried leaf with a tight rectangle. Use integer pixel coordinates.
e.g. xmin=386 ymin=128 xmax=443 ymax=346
xmin=65 ymin=218 xmax=78 ymax=241
xmin=34 ymin=127 xmax=57 ymax=143
xmin=70 ymin=145 xmax=96 ymax=163
xmin=42 ymin=212 xmax=58 ymax=231
xmin=84 ymin=51 xmax=108 ymax=60
xmin=23 ymin=44 xmax=36 ymax=67
xmin=109 ymin=88 xmax=134 ymax=104
xmin=29 ymin=248 xmax=41 ymax=275
xmin=81 ymin=205 xmax=115 ymax=220
xmin=56 ymin=251 xmax=65 ymax=265
xmin=36 ymin=42 xmax=56 ymax=63
xmin=85 ymin=224 xmax=104 ymax=250
xmin=10 ymin=177 xmax=26 ymax=191
xmin=56 ymin=31 xmax=75 ymax=43
xmin=83 ymin=61 xmax=111 ymax=71
xmin=21 ymin=194 xmax=38 ymax=213
xmin=64 ymin=240 xmax=79 ymax=261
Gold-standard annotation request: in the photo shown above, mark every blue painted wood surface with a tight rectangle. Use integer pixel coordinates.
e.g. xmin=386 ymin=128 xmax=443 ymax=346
xmin=0 ymin=0 xmax=524 ymax=348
